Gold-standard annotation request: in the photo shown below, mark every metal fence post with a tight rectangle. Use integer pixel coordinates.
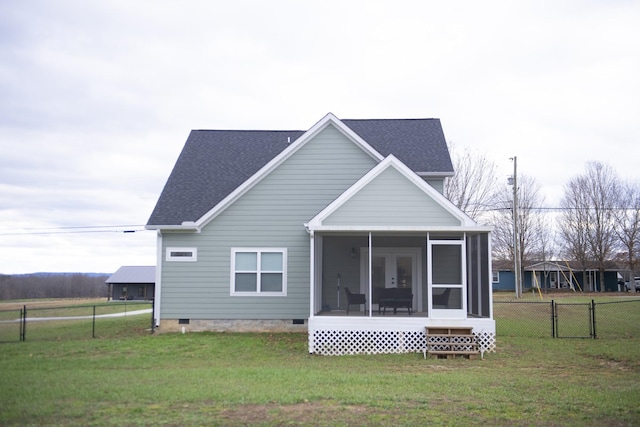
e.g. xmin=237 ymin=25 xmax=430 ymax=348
xmin=19 ymin=308 xmax=23 ymax=342
xmin=22 ymin=305 xmax=27 ymax=342
xmin=551 ymin=300 xmax=556 ymax=338
xmin=92 ymin=305 xmax=96 ymax=338
xmin=591 ymin=299 xmax=597 ymax=339
xmin=151 ymin=298 xmax=155 ymax=334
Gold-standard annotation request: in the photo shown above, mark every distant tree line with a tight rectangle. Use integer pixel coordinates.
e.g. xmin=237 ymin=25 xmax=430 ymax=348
xmin=0 ymin=273 xmax=109 ymax=300
xmin=446 ymin=143 xmax=640 ymax=294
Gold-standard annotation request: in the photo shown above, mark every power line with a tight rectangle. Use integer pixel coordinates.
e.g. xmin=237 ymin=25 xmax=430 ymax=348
xmin=0 ymin=225 xmax=149 ymax=236
xmin=473 ymin=206 xmax=640 ymax=212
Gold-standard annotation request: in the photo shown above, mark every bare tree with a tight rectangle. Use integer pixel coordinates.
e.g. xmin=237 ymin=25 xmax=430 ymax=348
xmin=445 ymin=141 xmax=498 ymax=222
xmin=613 ymin=181 xmax=640 ymax=287
xmin=557 ymin=178 xmax=591 ymax=290
xmin=558 ymin=162 xmax=621 ymax=291
xmin=491 ymin=175 xmax=549 ymax=294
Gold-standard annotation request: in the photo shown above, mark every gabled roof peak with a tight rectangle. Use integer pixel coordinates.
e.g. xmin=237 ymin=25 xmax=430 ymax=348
xmin=147 ymin=114 xmax=454 ymax=227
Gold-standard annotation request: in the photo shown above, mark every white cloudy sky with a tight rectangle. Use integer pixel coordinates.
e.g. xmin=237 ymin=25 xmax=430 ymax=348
xmin=1 ymin=0 xmax=638 ymax=274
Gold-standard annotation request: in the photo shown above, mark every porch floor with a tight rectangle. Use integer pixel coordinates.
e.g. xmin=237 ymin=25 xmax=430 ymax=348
xmin=317 ymin=310 xmax=427 ymax=317
xmin=316 ymin=310 xmax=485 ymax=318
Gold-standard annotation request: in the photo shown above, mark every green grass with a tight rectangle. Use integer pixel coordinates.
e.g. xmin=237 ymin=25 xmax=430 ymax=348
xmin=1 ymin=297 xmax=640 ymax=426
xmin=1 ymin=330 xmax=640 ymax=425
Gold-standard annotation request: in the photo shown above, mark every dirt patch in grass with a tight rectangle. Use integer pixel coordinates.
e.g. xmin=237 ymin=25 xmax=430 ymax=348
xmin=218 ymin=401 xmax=399 ymax=426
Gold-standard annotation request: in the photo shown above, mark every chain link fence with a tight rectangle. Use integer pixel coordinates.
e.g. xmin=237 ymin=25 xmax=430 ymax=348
xmin=494 ymin=298 xmax=640 ymax=339
xmin=0 ymin=301 xmax=153 ymax=343
xmin=4 ymin=298 xmax=639 ymax=343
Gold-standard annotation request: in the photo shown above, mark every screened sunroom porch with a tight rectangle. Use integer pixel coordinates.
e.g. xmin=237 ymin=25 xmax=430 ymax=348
xmin=307 ymin=231 xmax=496 ymax=355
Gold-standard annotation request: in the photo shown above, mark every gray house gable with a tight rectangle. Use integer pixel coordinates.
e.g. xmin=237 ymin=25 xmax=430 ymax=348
xmin=307 ymin=155 xmax=478 ymax=231
xmin=147 ymin=114 xmax=453 ymax=227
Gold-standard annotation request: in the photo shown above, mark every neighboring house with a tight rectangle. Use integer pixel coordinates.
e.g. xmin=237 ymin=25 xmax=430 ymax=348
xmin=491 ymin=259 xmax=514 ymax=292
xmin=492 ymin=260 xmax=623 ymax=293
xmin=146 ymin=113 xmax=495 ymax=355
xmin=105 ymin=266 xmax=155 ymax=301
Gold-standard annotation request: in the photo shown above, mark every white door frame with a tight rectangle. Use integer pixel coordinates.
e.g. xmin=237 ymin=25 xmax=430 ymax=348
xmin=428 ymin=238 xmax=466 ymax=319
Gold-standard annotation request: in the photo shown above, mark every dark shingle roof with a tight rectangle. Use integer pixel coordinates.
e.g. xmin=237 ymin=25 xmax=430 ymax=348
xmin=105 ymin=266 xmax=156 ymax=284
xmin=147 ymin=118 xmax=452 ymax=226
xmin=342 ymin=119 xmax=452 ymax=173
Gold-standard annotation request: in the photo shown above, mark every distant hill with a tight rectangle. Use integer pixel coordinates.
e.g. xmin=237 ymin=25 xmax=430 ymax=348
xmin=0 ymin=273 xmax=110 ymax=300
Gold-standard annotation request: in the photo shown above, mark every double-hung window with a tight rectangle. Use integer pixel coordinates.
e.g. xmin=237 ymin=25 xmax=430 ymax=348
xmin=231 ymin=248 xmax=287 ymax=296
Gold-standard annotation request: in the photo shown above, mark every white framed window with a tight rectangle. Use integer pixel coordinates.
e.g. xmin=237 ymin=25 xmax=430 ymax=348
xmin=492 ymin=271 xmax=499 ymax=283
xmin=166 ymin=247 xmax=197 ymax=262
xmin=231 ymin=248 xmax=287 ymax=296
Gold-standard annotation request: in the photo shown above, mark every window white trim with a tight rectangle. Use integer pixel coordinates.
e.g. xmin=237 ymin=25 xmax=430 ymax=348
xmin=492 ymin=271 xmax=500 ymax=283
xmin=166 ymin=247 xmax=197 ymax=262
xmin=231 ymin=248 xmax=287 ymax=296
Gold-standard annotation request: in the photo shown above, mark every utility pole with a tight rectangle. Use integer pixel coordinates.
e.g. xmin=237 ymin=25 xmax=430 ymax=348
xmin=510 ymin=156 xmax=520 ymax=298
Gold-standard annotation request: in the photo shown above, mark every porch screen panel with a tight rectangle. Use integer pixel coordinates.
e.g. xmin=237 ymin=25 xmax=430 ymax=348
xmin=397 ymin=256 xmax=412 ymax=288
xmin=467 ymin=235 xmax=479 ymax=315
xmin=372 ymin=255 xmax=386 ymax=304
xmin=431 ymin=245 xmax=461 ymax=283
xmin=431 ymin=244 xmax=462 ymax=310
xmin=479 ymin=234 xmax=490 ymax=316
xmin=466 ymin=233 xmax=490 ymax=318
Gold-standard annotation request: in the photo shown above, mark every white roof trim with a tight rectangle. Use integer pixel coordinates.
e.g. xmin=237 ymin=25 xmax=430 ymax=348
xmin=417 ymin=171 xmax=455 ymax=178
xmin=305 ymin=225 xmax=492 ymax=232
xmin=192 ymin=113 xmax=386 ymax=229
xmin=146 ymin=222 xmax=200 ymax=232
xmin=306 ymin=155 xmax=479 ymax=231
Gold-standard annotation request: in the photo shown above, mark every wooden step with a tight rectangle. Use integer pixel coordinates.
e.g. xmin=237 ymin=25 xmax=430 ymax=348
xmin=427 ymin=334 xmax=476 ymax=339
xmin=427 ymin=350 xmax=480 ymax=360
xmin=424 ymin=325 xmax=479 ymax=360
xmin=428 ymin=343 xmax=478 ymax=349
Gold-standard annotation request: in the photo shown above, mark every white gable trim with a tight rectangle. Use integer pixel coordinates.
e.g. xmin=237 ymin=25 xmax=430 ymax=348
xmin=193 ymin=113 xmax=385 ymax=229
xmin=306 ymin=155 xmax=482 ymax=231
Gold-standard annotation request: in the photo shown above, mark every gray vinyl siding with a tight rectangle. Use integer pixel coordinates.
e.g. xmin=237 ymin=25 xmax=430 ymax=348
xmin=160 ymin=124 xmax=378 ymax=319
xmin=424 ymin=178 xmax=444 ymax=193
xmin=324 ymin=167 xmax=461 ymax=227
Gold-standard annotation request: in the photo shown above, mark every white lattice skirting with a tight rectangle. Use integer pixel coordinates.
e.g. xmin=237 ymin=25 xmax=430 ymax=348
xmin=311 ymin=329 xmax=496 ymax=356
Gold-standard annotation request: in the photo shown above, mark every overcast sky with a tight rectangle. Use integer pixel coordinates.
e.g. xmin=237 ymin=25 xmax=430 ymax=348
xmin=1 ymin=0 xmax=639 ymax=274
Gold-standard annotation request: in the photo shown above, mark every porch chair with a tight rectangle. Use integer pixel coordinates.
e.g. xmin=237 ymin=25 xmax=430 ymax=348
xmin=432 ymin=288 xmax=451 ymax=307
xmin=345 ymin=287 xmax=366 ymax=315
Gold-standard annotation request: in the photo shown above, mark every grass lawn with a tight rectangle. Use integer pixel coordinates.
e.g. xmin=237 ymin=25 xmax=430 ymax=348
xmin=1 ymin=325 xmax=639 ymax=425
xmin=1 ymin=297 xmax=640 ymax=426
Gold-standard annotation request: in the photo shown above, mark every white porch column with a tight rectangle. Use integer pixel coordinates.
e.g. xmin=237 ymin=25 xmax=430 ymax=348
xmin=153 ymin=231 xmax=162 ymax=327
xmin=309 ymin=230 xmax=315 ymax=318
xmin=368 ymin=232 xmax=372 ymax=317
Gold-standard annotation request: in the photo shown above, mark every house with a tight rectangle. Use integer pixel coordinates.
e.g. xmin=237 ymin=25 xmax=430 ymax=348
xmin=491 ymin=259 xmax=514 ymax=292
xmin=146 ymin=113 xmax=495 ymax=355
xmin=105 ymin=266 xmax=155 ymax=301
xmin=492 ymin=260 xmax=624 ymax=293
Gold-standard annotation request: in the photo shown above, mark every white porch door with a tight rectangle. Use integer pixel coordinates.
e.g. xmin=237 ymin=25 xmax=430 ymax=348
xmin=360 ymin=248 xmax=421 ymax=312
xmin=428 ymin=240 xmax=466 ymax=319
